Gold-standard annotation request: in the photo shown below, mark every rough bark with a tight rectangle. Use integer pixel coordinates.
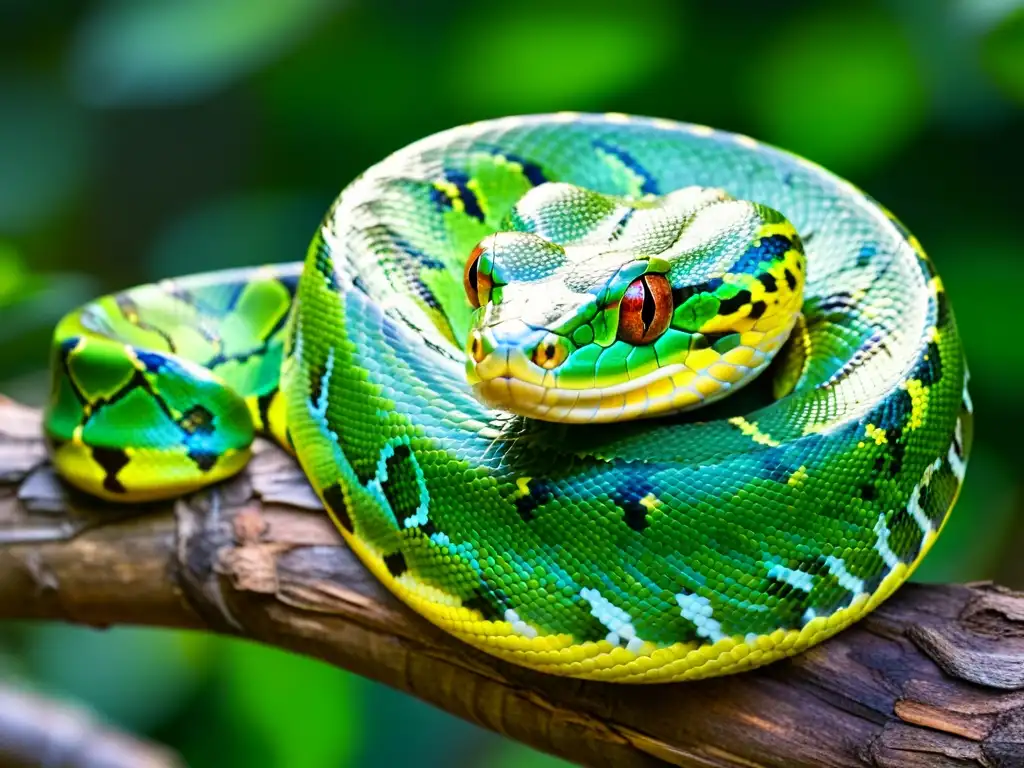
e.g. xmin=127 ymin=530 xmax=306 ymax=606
xmin=1 ymin=395 xmax=1022 ymax=768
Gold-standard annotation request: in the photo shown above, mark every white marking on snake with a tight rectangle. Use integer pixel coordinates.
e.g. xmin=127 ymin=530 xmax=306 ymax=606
xmin=307 ymin=342 xmax=335 ymax=432
xmin=580 ymin=587 xmax=644 ymax=652
xmin=766 ymin=563 xmax=815 ymax=592
xmin=504 ymin=608 xmax=539 ymax=639
xmin=873 ymin=513 xmax=901 ymax=570
xmin=675 ymin=592 xmax=725 ymax=643
xmin=907 ymin=457 xmax=944 ymax=535
xmin=823 ymin=556 xmax=866 ymax=596
xmin=948 ymin=419 xmax=967 ymax=482
xmin=963 ymin=373 xmax=973 ymax=414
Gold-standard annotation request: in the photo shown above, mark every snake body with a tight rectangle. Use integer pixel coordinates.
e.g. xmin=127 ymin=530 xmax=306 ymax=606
xmin=44 ymin=114 xmax=971 ymax=682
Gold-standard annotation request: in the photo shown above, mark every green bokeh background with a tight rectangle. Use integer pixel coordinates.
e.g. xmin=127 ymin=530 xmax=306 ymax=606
xmin=1 ymin=1 xmax=1022 ymax=765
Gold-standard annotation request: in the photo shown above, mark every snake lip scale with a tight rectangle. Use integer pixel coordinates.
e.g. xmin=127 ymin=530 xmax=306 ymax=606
xmin=44 ymin=113 xmax=971 ymax=683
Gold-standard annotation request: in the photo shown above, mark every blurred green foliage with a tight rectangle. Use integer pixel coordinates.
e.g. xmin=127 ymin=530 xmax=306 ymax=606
xmin=1 ymin=0 xmax=1021 ymax=765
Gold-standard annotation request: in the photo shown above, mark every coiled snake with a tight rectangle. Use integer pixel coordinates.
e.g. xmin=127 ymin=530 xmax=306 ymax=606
xmin=44 ymin=114 xmax=971 ymax=682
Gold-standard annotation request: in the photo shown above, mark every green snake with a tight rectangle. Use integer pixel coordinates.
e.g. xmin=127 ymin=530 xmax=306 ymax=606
xmin=44 ymin=114 xmax=971 ymax=682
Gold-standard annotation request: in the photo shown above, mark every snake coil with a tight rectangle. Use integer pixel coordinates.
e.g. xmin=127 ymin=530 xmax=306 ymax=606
xmin=46 ymin=114 xmax=971 ymax=682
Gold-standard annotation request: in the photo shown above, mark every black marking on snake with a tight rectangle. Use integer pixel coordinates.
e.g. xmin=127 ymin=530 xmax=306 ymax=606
xmin=285 ymin=303 xmax=300 ymax=356
xmin=813 ymin=292 xmax=855 ymax=314
xmin=187 ymin=449 xmax=218 ymax=472
xmin=134 ymin=351 xmax=169 ymax=374
xmin=57 ymin=337 xmax=90 ymax=407
xmin=951 ymin=424 xmax=965 ymax=459
xmin=257 ymin=391 xmax=277 ymax=432
xmin=671 ymin=285 xmax=698 ymax=306
xmin=381 ymin=443 xmax=423 ymax=528
xmin=887 ymin=506 xmax=924 ymax=563
xmin=917 ymin=483 xmax=932 ymax=520
xmin=92 ymin=446 xmax=130 ymax=494
xmin=859 ymin=483 xmax=878 ymax=501
xmin=717 ymin=290 xmax=752 ymax=316
xmin=759 ymin=273 xmax=778 ymax=293
xmin=610 ymin=208 xmax=636 ymax=240
xmin=313 ymin=238 xmax=341 ymax=292
xmin=178 ymin=404 xmax=215 ymax=436
xmin=784 ymin=269 xmax=798 ymax=291
xmin=423 ymin=336 xmax=462 ymax=363
xmin=515 ymin=478 xmax=554 ymax=522
xmin=417 ymin=519 xmax=438 ymax=537
xmin=765 ymin=556 xmax=828 ymax=601
xmin=917 ymin=252 xmax=938 ymax=282
xmin=383 ymin=551 xmax=408 ymax=578
xmin=814 ymin=588 xmax=858 ymax=619
xmin=308 ymin=360 xmax=328 ymax=405
xmin=760 ymin=453 xmax=802 ymax=484
xmin=729 ymin=235 xmax=794 ymax=274
xmin=887 ymin=437 xmax=907 ymax=476
xmin=610 ymin=476 xmax=655 ymax=532
xmin=434 ymin=170 xmax=485 ymax=221
xmin=201 ymin=302 xmax=292 ymax=371
xmin=83 ymin=368 xmax=179 ymax=434
xmin=925 ymin=473 xmax=954 ymax=526
xmin=461 ymin=586 xmax=507 ymax=622
xmin=748 ymin=301 xmax=767 ymax=320
xmin=592 ymin=140 xmax=659 ymax=195
xmin=690 ymin=331 xmax=740 ymax=351
xmin=390 ymin=235 xmax=446 ymax=271
xmin=916 ymin=341 xmax=943 ymax=387
xmin=321 ymin=483 xmax=354 ymax=532
xmin=116 ymin=294 xmax=178 ymax=353
xmin=935 ymin=288 xmax=950 ymax=329
xmin=478 ymin=147 xmax=548 ymax=186
xmin=351 ymin=275 xmax=371 ymax=296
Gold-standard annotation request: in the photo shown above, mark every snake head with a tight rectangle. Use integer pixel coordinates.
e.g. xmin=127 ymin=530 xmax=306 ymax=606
xmin=464 ymin=182 xmax=806 ymax=423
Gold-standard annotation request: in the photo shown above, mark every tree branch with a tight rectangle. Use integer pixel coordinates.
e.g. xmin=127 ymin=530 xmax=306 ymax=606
xmin=0 ymin=684 xmax=183 ymax=768
xmin=1 ymin=394 xmax=1022 ymax=768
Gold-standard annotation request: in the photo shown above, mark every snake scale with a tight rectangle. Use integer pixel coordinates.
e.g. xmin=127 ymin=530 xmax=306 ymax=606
xmin=44 ymin=114 xmax=971 ymax=682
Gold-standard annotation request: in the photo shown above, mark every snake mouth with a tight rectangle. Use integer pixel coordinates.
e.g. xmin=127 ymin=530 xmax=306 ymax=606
xmin=471 ymin=348 xmax=740 ymax=424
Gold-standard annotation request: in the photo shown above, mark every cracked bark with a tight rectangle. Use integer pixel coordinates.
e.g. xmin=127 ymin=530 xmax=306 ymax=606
xmin=1 ymin=395 xmax=1022 ymax=768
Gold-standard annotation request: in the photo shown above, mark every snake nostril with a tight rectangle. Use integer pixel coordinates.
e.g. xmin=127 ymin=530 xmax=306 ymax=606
xmin=469 ymin=331 xmax=486 ymax=363
xmin=531 ymin=333 xmax=569 ymax=369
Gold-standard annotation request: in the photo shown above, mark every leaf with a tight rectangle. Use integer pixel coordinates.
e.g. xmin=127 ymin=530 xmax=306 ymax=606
xmin=69 ymin=0 xmax=337 ymax=107
xmin=742 ymin=8 xmax=926 ymax=173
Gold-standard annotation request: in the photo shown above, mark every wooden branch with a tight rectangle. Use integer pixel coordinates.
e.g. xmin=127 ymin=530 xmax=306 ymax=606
xmin=2 ymin=394 xmax=1023 ymax=768
xmin=0 ymin=684 xmax=183 ymax=768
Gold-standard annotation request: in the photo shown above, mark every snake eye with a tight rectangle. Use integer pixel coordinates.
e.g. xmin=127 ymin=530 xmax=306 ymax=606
xmin=617 ymin=274 xmax=673 ymax=345
xmin=464 ymin=244 xmax=493 ymax=308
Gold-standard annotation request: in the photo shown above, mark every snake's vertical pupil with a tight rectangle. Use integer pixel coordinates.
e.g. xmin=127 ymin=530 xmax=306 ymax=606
xmin=618 ymin=274 xmax=672 ymax=345
xmin=464 ymin=244 xmax=489 ymax=308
